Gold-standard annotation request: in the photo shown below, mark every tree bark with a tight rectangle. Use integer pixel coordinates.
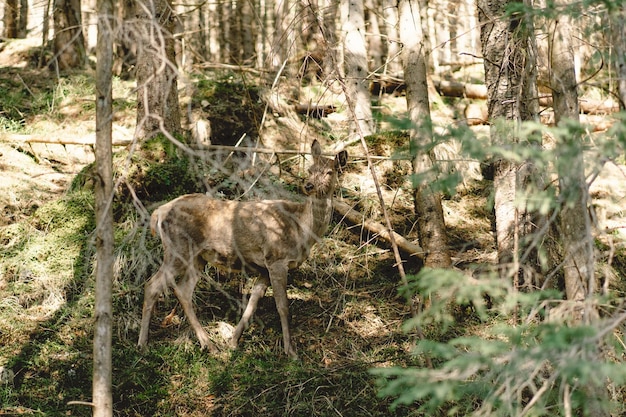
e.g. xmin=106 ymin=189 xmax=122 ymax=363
xmin=365 ymin=0 xmax=383 ymax=73
xmin=611 ymin=5 xmax=626 ymax=110
xmin=341 ymin=0 xmax=375 ymax=139
xmin=3 ymin=0 xmax=18 ymax=38
xmin=93 ymin=0 xmax=114 ymax=414
xmin=53 ymin=0 xmax=86 ymax=70
xmin=549 ymin=2 xmax=595 ymax=305
xmin=477 ymin=0 xmax=541 ymax=282
xmin=134 ymin=0 xmax=182 ymax=140
xmin=271 ymin=0 xmax=296 ymax=73
xmin=382 ymin=0 xmax=402 ymax=76
xmin=398 ymin=0 xmax=451 ymax=269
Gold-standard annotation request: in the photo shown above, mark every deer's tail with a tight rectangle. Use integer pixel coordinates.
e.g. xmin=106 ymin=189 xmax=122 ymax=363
xmin=150 ymin=207 xmax=165 ymax=238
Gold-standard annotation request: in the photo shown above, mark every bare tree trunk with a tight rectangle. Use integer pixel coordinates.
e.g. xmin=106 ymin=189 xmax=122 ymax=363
xmin=341 ymin=0 xmax=374 ymax=139
xmin=398 ymin=0 xmax=450 ymax=269
xmin=53 ymin=0 xmax=86 ymax=70
xmin=229 ymin=0 xmax=241 ymax=63
xmin=217 ymin=0 xmax=230 ymax=63
xmin=112 ymin=0 xmax=135 ymax=78
xmin=207 ymin=0 xmax=221 ymax=63
xmin=3 ymin=0 xmax=27 ymax=38
xmin=241 ymin=0 xmax=255 ymax=64
xmin=611 ymin=5 xmax=626 ymax=110
xmin=134 ymin=0 xmax=181 ymax=140
xmin=271 ymin=0 xmax=296 ymax=73
xmin=549 ymin=2 xmax=594 ymax=305
xmin=365 ymin=0 xmax=383 ymax=73
xmin=93 ymin=0 xmax=114 ymax=414
xmin=17 ymin=0 xmax=27 ymax=37
xmin=3 ymin=0 xmax=18 ymax=38
xmin=478 ymin=0 xmax=541 ymax=283
xmin=382 ymin=0 xmax=402 ymax=76
xmin=321 ymin=0 xmax=339 ymax=80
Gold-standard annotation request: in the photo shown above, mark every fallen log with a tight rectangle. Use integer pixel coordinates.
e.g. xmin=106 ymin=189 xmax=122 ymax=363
xmin=294 ymin=103 xmax=336 ymax=118
xmin=432 ymin=78 xmax=488 ymax=99
xmin=333 ymin=199 xmax=424 ymax=259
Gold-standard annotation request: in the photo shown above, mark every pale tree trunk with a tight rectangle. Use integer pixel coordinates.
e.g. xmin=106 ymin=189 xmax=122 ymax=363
xmin=208 ymin=0 xmax=221 ymax=63
xmin=217 ymin=0 xmax=229 ymax=63
xmin=341 ymin=0 xmax=374 ymax=139
xmin=134 ymin=0 xmax=181 ymax=140
xmin=478 ymin=0 xmax=541 ymax=283
xmin=365 ymin=0 xmax=383 ymax=73
xmin=551 ymin=14 xmax=606 ymax=416
xmin=240 ymin=0 xmax=255 ymax=64
xmin=53 ymin=0 xmax=86 ymax=70
xmin=398 ymin=0 xmax=450 ymax=269
xmin=382 ymin=0 xmax=402 ymax=76
xmin=321 ymin=0 xmax=339 ymax=80
xmin=549 ymin=3 xmax=595 ymax=305
xmin=611 ymin=5 xmax=626 ymax=110
xmin=257 ymin=0 xmax=269 ymax=68
xmin=93 ymin=0 xmax=114 ymax=414
xmin=271 ymin=0 xmax=296 ymax=73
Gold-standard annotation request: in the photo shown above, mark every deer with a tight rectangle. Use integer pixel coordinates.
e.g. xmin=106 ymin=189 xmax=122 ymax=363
xmin=137 ymin=140 xmax=348 ymax=359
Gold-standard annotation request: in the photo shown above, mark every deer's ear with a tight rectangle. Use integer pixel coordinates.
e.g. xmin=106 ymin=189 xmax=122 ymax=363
xmin=311 ymin=140 xmax=322 ymax=158
xmin=335 ymin=150 xmax=348 ymax=169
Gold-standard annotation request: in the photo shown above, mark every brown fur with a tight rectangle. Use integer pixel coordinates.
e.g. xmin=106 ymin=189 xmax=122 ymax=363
xmin=138 ymin=140 xmax=347 ymax=359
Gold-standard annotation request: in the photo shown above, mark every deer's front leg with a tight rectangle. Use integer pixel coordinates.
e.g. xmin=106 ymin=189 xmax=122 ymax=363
xmin=231 ymin=276 xmax=270 ymax=349
xmin=268 ymin=263 xmax=298 ymax=359
xmin=173 ymin=265 xmax=217 ymax=353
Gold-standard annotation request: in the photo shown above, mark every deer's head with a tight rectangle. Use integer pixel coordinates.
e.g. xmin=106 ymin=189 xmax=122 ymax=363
xmin=304 ymin=140 xmax=348 ymax=198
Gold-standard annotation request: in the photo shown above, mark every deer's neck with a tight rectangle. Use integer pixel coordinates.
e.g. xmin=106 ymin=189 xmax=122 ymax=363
xmin=303 ymin=194 xmax=333 ymax=239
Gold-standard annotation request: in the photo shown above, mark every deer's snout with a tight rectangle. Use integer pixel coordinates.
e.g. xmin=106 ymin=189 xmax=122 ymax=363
xmin=304 ymin=182 xmax=315 ymax=194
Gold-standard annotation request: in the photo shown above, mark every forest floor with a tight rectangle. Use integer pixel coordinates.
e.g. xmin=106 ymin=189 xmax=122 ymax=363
xmin=1 ymin=37 xmax=626 ymax=416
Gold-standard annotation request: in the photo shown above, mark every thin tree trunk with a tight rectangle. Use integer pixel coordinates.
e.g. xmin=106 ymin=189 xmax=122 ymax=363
xmin=229 ymin=0 xmax=241 ymax=63
xmin=241 ymin=0 xmax=255 ymax=64
xmin=341 ymin=0 xmax=374 ymax=139
xmin=3 ymin=0 xmax=18 ymax=38
xmin=271 ymin=0 xmax=295 ymax=73
xmin=611 ymin=5 xmax=626 ymax=110
xmin=398 ymin=0 xmax=450 ymax=269
xmin=321 ymin=0 xmax=339 ymax=80
xmin=93 ymin=0 xmax=114 ymax=414
xmin=17 ymin=0 xmax=27 ymax=37
xmin=549 ymin=2 xmax=594 ymax=305
xmin=382 ymin=0 xmax=402 ymax=76
xmin=550 ymin=13 xmax=606 ymax=416
xmin=365 ymin=0 xmax=383 ymax=72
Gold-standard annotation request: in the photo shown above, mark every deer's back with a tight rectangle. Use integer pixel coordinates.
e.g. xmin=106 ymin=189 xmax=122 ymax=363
xmin=152 ymin=193 xmax=322 ymax=273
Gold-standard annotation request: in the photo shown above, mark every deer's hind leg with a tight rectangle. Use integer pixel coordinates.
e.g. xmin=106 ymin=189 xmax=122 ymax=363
xmin=138 ymin=259 xmax=178 ymax=348
xmin=172 ymin=257 xmax=218 ymax=352
xmin=231 ymin=274 xmax=270 ymax=349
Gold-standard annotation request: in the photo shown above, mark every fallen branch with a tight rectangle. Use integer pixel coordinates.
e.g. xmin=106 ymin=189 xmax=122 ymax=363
xmin=1 ymin=133 xmax=132 ymax=147
xmin=333 ymin=199 xmax=424 ymax=259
